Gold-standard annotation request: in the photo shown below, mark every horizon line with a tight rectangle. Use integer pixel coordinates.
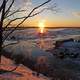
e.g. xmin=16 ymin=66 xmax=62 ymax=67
xmin=6 ymin=26 xmax=80 ymax=29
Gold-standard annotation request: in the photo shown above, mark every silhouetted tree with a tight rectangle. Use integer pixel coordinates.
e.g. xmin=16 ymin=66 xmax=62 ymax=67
xmin=0 ymin=0 xmax=57 ymax=72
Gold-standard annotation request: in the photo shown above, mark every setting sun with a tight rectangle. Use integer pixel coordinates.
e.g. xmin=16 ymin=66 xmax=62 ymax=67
xmin=38 ymin=20 xmax=45 ymax=33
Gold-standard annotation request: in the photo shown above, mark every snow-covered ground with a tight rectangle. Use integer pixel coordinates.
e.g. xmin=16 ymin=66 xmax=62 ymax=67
xmin=3 ymin=28 xmax=80 ymax=40
xmin=3 ymin=28 xmax=80 ymax=50
xmin=1 ymin=28 xmax=80 ymax=80
xmin=0 ymin=56 xmax=49 ymax=80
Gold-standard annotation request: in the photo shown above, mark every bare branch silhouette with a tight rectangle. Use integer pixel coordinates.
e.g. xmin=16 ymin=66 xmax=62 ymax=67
xmin=0 ymin=0 xmax=6 ymax=63
xmin=0 ymin=2 xmax=4 ymax=12
xmin=5 ymin=9 xmax=26 ymax=19
xmin=4 ymin=0 xmax=14 ymax=17
xmin=0 ymin=0 xmax=56 ymax=72
xmin=3 ymin=0 xmax=52 ymax=41
xmin=4 ymin=9 xmax=27 ymax=29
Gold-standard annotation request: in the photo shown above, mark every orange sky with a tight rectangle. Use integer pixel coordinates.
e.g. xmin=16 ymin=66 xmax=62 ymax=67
xmin=11 ymin=15 xmax=80 ymax=27
xmin=4 ymin=0 xmax=80 ymax=28
xmin=16 ymin=18 xmax=80 ymax=27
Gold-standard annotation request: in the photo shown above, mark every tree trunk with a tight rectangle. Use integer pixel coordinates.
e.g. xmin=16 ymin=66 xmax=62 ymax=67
xmin=0 ymin=0 xmax=6 ymax=63
xmin=0 ymin=24 xmax=3 ymax=63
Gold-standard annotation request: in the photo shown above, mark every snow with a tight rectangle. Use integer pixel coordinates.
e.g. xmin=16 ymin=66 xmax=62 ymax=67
xmin=2 ymin=28 xmax=80 ymax=80
xmin=3 ymin=41 xmax=53 ymax=62
xmin=0 ymin=56 xmax=49 ymax=80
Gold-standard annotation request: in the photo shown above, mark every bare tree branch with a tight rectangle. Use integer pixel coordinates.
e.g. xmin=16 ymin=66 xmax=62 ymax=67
xmin=4 ymin=0 xmax=14 ymax=17
xmin=4 ymin=7 xmax=52 ymax=30
xmin=4 ymin=9 xmax=26 ymax=29
xmin=5 ymin=9 xmax=26 ymax=19
xmin=0 ymin=2 xmax=3 ymax=12
xmin=29 ymin=4 xmax=57 ymax=17
xmin=3 ymin=0 xmax=52 ymax=41
xmin=0 ymin=0 xmax=6 ymax=63
xmin=4 ymin=16 xmax=26 ymax=28
xmin=4 ymin=0 xmax=57 ymax=29
xmin=0 ymin=0 xmax=9 ymax=12
xmin=4 ymin=9 xmax=45 ymax=29
xmin=0 ymin=0 xmax=6 ymax=32
xmin=4 ymin=8 xmax=46 ymax=28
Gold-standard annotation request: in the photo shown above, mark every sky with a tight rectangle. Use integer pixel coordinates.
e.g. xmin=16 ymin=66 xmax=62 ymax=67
xmin=31 ymin=0 xmax=80 ymax=27
xmin=1 ymin=0 xmax=80 ymax=27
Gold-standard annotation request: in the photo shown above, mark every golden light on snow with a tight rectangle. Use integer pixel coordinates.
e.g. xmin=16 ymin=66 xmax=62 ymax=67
xmin=38 ymin=20 xmax=45 ymax=34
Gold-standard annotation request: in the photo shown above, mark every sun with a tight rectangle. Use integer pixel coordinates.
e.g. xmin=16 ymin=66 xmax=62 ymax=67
xmin=39 ymin=22 xmax=44 ymax=33
xmin=38 ymin=20 xmax=45 ymax=33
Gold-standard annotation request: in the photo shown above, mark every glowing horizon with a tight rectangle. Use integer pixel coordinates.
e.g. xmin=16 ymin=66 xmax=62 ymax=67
xmin=4 ymin=0 xmax=80 ymax=27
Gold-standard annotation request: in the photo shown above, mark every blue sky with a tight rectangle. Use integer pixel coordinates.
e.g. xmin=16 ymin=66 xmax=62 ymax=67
xmin=0 ymin=0 xmax=80 ymax=27
xmin=31 ymin=0 xmax=80 ymax=27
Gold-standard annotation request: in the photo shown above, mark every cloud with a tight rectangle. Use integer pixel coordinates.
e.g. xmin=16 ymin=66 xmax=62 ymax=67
xmin=72 ymin=12 xmax=80 ymax=17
